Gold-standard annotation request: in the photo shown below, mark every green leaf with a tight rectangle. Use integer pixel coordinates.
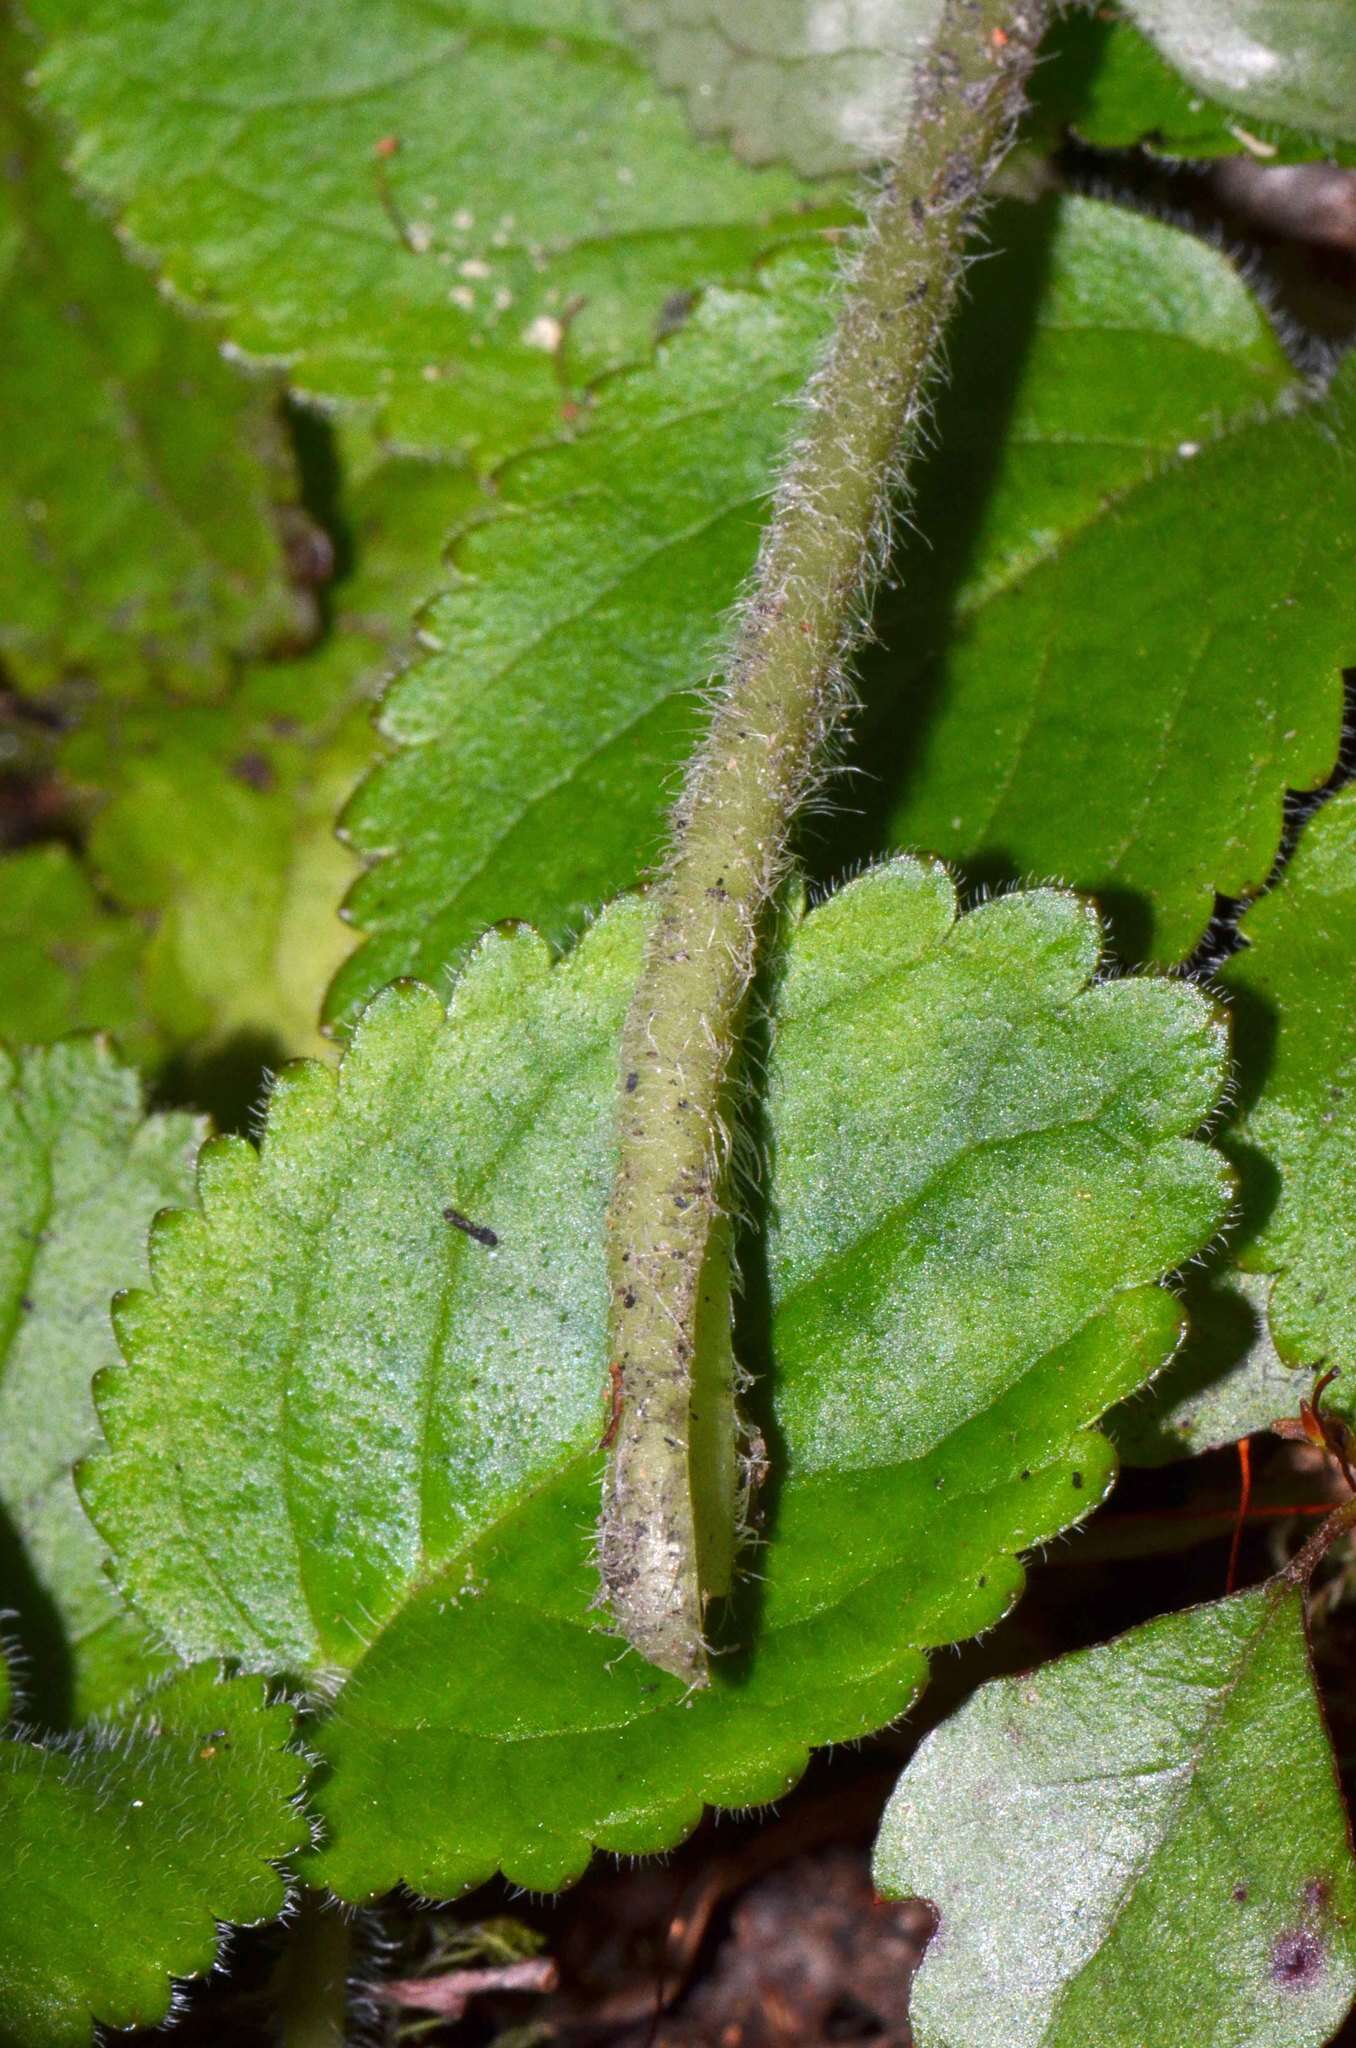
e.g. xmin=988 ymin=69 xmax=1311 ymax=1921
xmin=1215 ymin=786 xmax=1356 ymax=1424
xmin=874 ymin=1580 xmax=1356 ymax=2048
xmin=618 ymin=3 xmax=1356 ymax=174
xmin=329 ymin=243 xmax=835 ymax=1023
xmin=617 ymin=0 xmax=942 ymax=176
xmin=0 ymin=28 xmax=309 ymax=698
xmin=0 ymin=1041 xmax=199 ymax=1725
xmin=855 ymin=232 xmax=1350 ymax=965
xmin=1114 ymin=784 xmax=1356 ymax=1458
xmin=1035 ymin=8 xmax=1356 ymax=163
xmin=1110 ymin=1269 xmax=1295 ymax=1466
xmin=85 ymin=860 xmax=1228 ymax=1898
xmin=1121 ymin=0 xmax=1356 ymax=150
xmin=0 ymin=848 xmax=151 ymax=1062
xmin=331 ymin=195 xmax=1318 ymax=1019
xmin=0 ymin=1664 xmax=305 ymax=2048
xmin=58 ymin=443 xmax=478 ymax=1065
xmin=26 ymin=0 xmax=842 ymax=467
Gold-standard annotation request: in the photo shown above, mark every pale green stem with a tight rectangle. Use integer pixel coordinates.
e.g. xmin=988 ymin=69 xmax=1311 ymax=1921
xmin=275 ymin=1887 xmax=352 ymax=2048
xmin=600 ymin=0 xmax=1050 ymax=1685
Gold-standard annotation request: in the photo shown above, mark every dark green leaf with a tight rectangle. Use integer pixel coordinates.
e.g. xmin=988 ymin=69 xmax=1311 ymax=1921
xmin=1121 ymin=0 xmax=1356 ymax=149
xmin=1036 ymin=8 xmax=1356 ymax=163
xmin=0 ymin=1665 xmax=305 ymax=2048
xmin=0 ymin=849 xmax=150 ymax=1061
xmin=0 ymin=1041 xmax=198 ymax=1724
xmin=1217 ymin=786 xmax=1356 ymax=1425
xmin=0 ymin=27 xmax=309 ymax=697
xmin=855 ymin=253 xmax=1350 ymax=965
xmin=1110 ymin=1269 xmax=1295 ymax=1466
xmin=27 ymin=0 xmax=843 ymax=466
xmin=875 ymin=1581 xmax=1356 ymax=2048
xmin=329 ymin=245 xmax=834 ymax=1022
xmin=86 ymin=862 xmax=1228 ymax=1897
xmin=332 ymin=196 xmax=1319 ymax=1018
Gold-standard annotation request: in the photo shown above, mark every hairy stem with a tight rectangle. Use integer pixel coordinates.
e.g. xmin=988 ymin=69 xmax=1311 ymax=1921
xmin=1285 ymin=1491 xmax=1356 ymax=1588
xmin=600 ymin=0 xmax=1049 ymax=1685
xmin=275 ymin=1888 xmax=352 ymax=2048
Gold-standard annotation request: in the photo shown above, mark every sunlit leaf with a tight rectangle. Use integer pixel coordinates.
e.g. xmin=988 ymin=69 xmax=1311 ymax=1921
xmin=329 ymin=245 xmax=834 ymax=1022
xmin=875 ymin=1581 xmax=1356 ymax=2048
xmin=852 ymin=264 xmax=1350 ymax=965
xmin=86 ymin=862 xmax=1227 ymax=1897
xmin=27 ymin=0 xmax=843 ymax=465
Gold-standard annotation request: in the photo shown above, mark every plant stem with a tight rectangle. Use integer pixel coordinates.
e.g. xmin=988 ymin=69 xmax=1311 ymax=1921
xmin=274 ymin=1888 xmax=352 ymax=2048
xmin=1285 ymin=1490 xmax=1356 ymax=1588
xmin=600 ymin=0 xmax=1050 ymax=1685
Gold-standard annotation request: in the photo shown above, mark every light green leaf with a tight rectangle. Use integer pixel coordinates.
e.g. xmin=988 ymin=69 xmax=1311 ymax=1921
xmin=1122 ymin=0 xmax=1356 ymax=149
xmin=85 ymin=860 xmax=1228 ymax=1898
xmin=0 ymin=848 xmax=151 ymax=1062
xmin=857 ymin=252 xmax=1350 ymax=965
xmin=1216 ymin=786 xmax=1356 ymax=1423
xmin=875 ymin=1581 xmax=1356 ymax=2048
xmin=331 ymin=195 xmax=1315 ymax=1019
xmin=1113 ymin=785 xmax=1356 ymax=1459
xmin=26 ymin=0 xmax=842 ymax=466
xmin=617 ymin=0 xmax=942 ymax=176
xmin=0 ymin=1041 xmax=199 ymax=1725
xmin=0 ymin=1664 xmax=305 ymax=2048
xmin=0 ymin=28 xmax=309 ymax=698
xmin=57 ymin=444 xmax=478 ymax=1067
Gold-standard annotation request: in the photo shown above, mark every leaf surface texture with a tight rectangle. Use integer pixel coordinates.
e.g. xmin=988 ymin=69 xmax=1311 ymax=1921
xmin=0 ymin=1041 xmax=198 ymax=1723
xmin=875 ymin=1582 xmax=1356 ymax=2047
xmin=617 ymin=0 xmax=944 ymax=175
xmin=27 ymin=0 xmax=838 ymax=464
xmin=88 ymin=862 xmax=1228 ymax=1897
xmin=1217 ymin=787 xmax=1356 ymax=1424
xmin=0 ymin=30 xmax=307 ymax=696
xmin=333 ymin=196 xmax=1335 ymax=1017
xmin=0 ymin=1666 xmax=305 ymax=2048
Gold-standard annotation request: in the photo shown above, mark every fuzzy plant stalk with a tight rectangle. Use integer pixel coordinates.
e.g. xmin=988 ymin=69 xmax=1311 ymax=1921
xmin=599 ymin=0 xmax=1050 ymax=1686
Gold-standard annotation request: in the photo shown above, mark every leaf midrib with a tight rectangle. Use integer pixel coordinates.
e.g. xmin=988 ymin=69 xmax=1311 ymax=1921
xmin=1037 ymin=1588 xmax=1284 ymax=2047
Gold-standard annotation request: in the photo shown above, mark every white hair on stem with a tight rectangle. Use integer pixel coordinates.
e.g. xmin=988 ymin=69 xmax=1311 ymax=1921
xmin=599 ymin=0 xmax=1052 ymax=1689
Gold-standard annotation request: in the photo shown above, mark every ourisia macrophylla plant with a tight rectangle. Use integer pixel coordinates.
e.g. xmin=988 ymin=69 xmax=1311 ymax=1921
xmin=1 ymin=1 xmax=1356 ymax=2044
